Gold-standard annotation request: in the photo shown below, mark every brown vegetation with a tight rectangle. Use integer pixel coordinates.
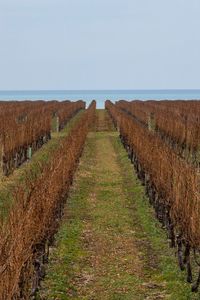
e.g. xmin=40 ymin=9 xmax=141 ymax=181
xmin=116 ymin=100 xmax=200 ymax=166
xmin=0 ymin=101 xmax=96 ymax=299
xmin=106 ymin=100 xmax=200 ymax=292
xmin=0 ymin=100 xmax=85 ymax=175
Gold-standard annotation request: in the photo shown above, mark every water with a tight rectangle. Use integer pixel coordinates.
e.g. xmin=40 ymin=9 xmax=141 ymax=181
xmin=0 ymin=90 xmax=200 ymax=109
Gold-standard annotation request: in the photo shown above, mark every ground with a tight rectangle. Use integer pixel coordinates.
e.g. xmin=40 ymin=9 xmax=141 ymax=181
xmin=39 ymin=110 xmax=199 ymax=300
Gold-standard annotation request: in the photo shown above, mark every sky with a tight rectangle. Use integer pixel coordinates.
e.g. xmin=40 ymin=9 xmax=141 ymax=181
xmin=0 ymin=0 xmax=200 ymax=90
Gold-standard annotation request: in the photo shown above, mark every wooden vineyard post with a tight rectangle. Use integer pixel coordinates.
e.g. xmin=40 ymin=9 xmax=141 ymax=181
xmin=56 ymin=116 xmax=59 ymax=132
xmin=27 ymin=146 xmax=32 ymax=160
xmin=0 ymin=139 xmax=4 ymax=178
xmin=196 ymin=145 xmax=200 ymax=170
xmin=51 ymin=114 xmax=59 ymax=133
xmin=116 ymin=115 xmax=121 ymax=132
xmin=148 ymin=112 xmax=155 ymax=132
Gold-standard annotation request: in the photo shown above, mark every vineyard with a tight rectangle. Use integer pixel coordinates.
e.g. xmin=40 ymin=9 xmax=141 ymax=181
xmin=0 ymin=100 xmax=95 ymax=299
xmin=0 ymin=100 xmax=85 ymax=176
xmin=106 ymin=100 xmax=200 ymax=292
xmin=0 ymin=100 xmax=200 ymax=299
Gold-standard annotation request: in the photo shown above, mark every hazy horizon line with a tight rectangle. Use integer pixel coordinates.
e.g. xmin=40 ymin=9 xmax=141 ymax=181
xmin=1 ymin=89 xmax=200 ymax=92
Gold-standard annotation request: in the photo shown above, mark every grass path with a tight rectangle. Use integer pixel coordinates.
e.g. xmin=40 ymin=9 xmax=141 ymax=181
xmin=95 ymin=109 xmax=115 ymax=131
xmin=40 ymin=112 xmax=199 ymax=300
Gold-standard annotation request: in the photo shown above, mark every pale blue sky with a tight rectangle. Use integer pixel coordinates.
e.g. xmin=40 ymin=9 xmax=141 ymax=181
xmin=0 ymin=0 xmax=200 ymax=90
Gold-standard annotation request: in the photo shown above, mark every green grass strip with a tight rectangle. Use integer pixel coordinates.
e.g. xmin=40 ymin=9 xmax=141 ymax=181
xmin=40 ymin=134 xmax=96 ymax=299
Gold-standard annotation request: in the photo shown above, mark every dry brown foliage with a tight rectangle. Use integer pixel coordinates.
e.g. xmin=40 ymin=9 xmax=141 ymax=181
xmin=106 ymin=100 xmax=200 ymax=248
xmin=0 ymin=100 xmax=85 ymax=175
xmin=116 ymin=100 xmax=200 ymax=165
xmin=0 ymin=101 xmax=96 ymax=299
